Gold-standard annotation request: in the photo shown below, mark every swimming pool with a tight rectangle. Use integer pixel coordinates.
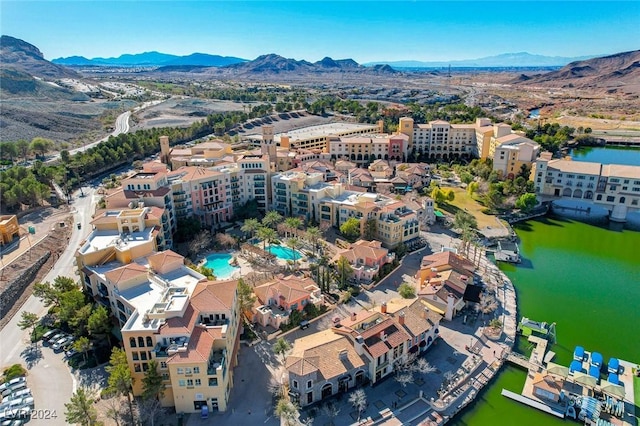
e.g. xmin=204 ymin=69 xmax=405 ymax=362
xmin=204 ymin=253 xmax=240 ymax=279
xmin=266 ymin=245 xmax=303 ymax=261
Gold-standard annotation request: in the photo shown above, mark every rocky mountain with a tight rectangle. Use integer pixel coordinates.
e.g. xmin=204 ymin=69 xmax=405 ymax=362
xmin=366 ymin=52 xmax=597 ymax=68
xmin=0 ymin=35 xmax=79 ymax=78
xmin=222 ymin=54 xmax=394 ymax=75
xmin=518 ymin=50 xmax=640 ymax=94
xmin=53 ymin=51 xmax=247 ymax=67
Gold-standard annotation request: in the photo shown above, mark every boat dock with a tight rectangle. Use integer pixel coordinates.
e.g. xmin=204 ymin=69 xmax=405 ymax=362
xmin=495 ymin=240 xmax=520 ymax=263
xmin=505 ymin=335 xmax=548 ymax=372
xmin=501 ymin=389 xmax=565 ymax=418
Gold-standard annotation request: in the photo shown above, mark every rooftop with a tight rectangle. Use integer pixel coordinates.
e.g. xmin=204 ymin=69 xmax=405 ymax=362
xmin=79 ymin=227 xmax=155 ymax=255
xmin=274 ymin=122 xmax=380 ymax=142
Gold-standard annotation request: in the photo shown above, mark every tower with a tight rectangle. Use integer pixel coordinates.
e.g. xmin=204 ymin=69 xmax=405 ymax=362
xmin=398 ymin=117 xmax=414 ymax=148
xmin=159 ymin=136 xmax=170 ymax=166
xmin=260 ymin=125 xmax=277 ymax=160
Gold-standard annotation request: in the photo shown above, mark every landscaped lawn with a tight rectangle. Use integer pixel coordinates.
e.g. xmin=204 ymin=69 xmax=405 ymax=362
xmin=436 ymin=187 xmax=501 ymax=229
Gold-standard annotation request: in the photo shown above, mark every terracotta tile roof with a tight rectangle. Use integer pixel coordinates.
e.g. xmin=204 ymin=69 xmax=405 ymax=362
xmin=334 ymin=240 xmax=389 ymax=265
xmin=168 ymin=166 xmax=223 ymax=182
xmin=286 ymin=337 xmax=366 ymax=380
xmin=361 ymin=318 xmax=410 ymax=358
xmin=190 ymin=280 xmax=238 ymax=312
xmin=160 ymin=303 xmax=199 ymax=335
xmin=253 ymin=276 xmax=316 ymax=305
xmin=144 ymin=206 xmax=165 ymax=220
xmin=391 ymin=300 xmax=441 ymax=338
xmin=167 ymin=326 xmax=223 ymax=364
xmin=147 ymin=250 xmax=184 ymax=272
xmin=104 ymin=263 xmax=147 ymax=285
xmin=421 ymin=251 xmax=476 ymax=273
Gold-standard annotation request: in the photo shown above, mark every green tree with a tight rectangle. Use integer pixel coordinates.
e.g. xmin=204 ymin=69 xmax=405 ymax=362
xmin=349 ymin=389 xmax=367 ymax=422
xmin=70 ymin=304 xmax=93 ymax=337
xmin=30 ymin=137 xmax=54 ymax=158
xmin=106 ymin=348 xmax=135 ymax=425
xmin=431 ymin=187 xmax=446 ymax=204
xmin=72 ymin=336 xmax=93 ymax=363
xmin=60 ymin=149 xmax=71 ymax=164
xmin=275 ymin=397 xmax=299 ymax=426
xmin=241 ymin=218 xmax=260 ymax=239
xmin=0 ymin=141 xmax=18 ymax=163
xmin=285 ymin=237 xmax=301 ymax=269
xmin=257 ymin=226 xmax=277 ymax=251
xmin=262 ymin=211 xmax=283 ymax=229
xmin=339 ymin=217 xmax=361 ymax=241
xmin=273 ymin=337 xmax=291 ymax=364
xmin=363 ymin=218 xmax=377 ymax=241
xmin=517 ymin=164 xmax=531 ymax=180
xmin=453 ymin=211 xmax=478 ymax=230
xmin=398 ymin=283 xmax=416 ymax=299
xmin=237 ymin=278 xmax=256 ymax=317
xmin=32 ymin=276 xmax=77 ymax=308
xmin=305 ymin=226 xmax=321 ymax=257
xmin=335 ymin=255 xmax=354 ymax=289
xmin=88 ymin=305 xmax=113 ymax=346
xmin=59 ymin=290 xmax=88 ymax=325
xmin=283 ymin=217 xmax=302 ymax=237
xmin=446 ymin=189 xmax=455 ymax=202
xmin=18 ymin=311 xmax=39 ymax=346
xmin=515 ymin=193 xmax=537 ymax=212
xmin=15 ymin=139 xmax=30 ymax=163
xmin=142 ymin=360 xmax=165 ymax=400
xmin=64 ymin=387 xmax=98 ymax=426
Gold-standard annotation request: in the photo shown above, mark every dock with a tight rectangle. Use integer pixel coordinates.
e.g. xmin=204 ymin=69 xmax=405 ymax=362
xmin=505 ymin=335 xmax=548 ymax=371
xmin=501 ymin=389 xmax=565 ymax=418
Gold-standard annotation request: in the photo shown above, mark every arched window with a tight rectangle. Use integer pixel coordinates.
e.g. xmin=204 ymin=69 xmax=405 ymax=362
xmin=620 ymin=197 xmax=626 ymax=204
xmin=130 ymin=337 xmax=136 ymax=348
xmin=138 ymin=337 xmax=145 ymax=348
xmin=146 ymin=336 xmax=153 ymax=347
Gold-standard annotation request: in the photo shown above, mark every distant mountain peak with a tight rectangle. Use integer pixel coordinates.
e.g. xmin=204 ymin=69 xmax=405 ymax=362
xmin=1 ymin=35 xmax=78 ymax=79
xmin=365 ymin=52 xmax=599 ymax=68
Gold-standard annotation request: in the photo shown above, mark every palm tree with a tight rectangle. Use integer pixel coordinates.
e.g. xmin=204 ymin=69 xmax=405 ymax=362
xmin=285 ymin=237 xmax=300 ymax=270
xmin=257 ymin=226 xmax=277 ymax=251
xmin=241 ymin=218 xmax=260 ymax=240
xmin=284 ymin=217 xmax=302 ymax=238
xmin=305 ymin=226 xmax=321 ymax=257
xmin=262 ymin=211 xmax=283 ymax=229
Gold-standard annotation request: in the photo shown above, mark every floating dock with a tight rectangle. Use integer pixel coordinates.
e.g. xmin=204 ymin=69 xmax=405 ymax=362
xmin=496 ymin=240 xmax=521 ymax=263
xmin=501 ymin=389 xmax=565 ymax=418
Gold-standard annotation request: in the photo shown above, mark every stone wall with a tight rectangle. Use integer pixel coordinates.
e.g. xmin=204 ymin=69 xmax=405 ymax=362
xmin=0 ymin=252 xmax=50 ymax=320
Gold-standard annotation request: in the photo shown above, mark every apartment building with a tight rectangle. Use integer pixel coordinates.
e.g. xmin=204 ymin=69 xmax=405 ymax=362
xmin=165 ymin=140 xmax=234 ymax=169
xmin=271 ymin=171 xmax=325 ymax=217
xmin=329 ymin=133 xmax=409 ymax=165
xmin=398 ymin=117 xmax=476 ymax=161
xmin=492 ymin=135 xmax=540 ymax=178
xmin=333 ymin=240 xmax=395 ymax=282
xmin=534 ymin=158 xmax=640 ymax=221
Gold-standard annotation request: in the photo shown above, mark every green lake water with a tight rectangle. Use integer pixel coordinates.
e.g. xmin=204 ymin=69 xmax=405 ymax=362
xmin=452 ymin=216 xmax=640 ymax=425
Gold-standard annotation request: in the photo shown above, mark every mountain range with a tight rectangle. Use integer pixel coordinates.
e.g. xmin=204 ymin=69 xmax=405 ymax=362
xmin=365 ymin=52 xmax=598 ymax=68
xmin=53 ymin=51 xmax=247 ymax=67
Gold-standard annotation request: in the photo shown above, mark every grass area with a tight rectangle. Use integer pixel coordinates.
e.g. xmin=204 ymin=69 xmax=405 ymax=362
xmin=437 ymin=187 xmax=499 ymax=229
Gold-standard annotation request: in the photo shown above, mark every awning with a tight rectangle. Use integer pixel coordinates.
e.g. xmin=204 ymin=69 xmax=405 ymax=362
xmin=422 ymin=301 xmax=445 ymax=315
xmin=546 ymin=362 xmax=569 ymax=379
xmin=434 ymin=210 xmax=445 ymax=218
xmin=572 ymin=372 xmax=597 ymax=388
xmin=600 ymin=381 xmax=625 ymax=399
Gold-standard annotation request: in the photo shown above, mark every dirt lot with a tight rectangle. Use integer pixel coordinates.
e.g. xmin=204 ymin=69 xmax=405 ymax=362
xmin=133 ymin=97 xmax=247 ymax=130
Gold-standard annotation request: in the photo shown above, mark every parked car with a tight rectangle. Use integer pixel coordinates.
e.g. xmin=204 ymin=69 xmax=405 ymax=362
xmin=53 ymin=336 xmax=74 ymax=352
xmin=0 ymin=378 xmax=25 ymax=393
xmin=64 ymin=348 xmax=78 ymax=359
xmin=1 ymin=384 xmax=26 ymax=398
xmin=42 ymin=329 xmax=61 ymax=342
xmin=45 ymin=333 xmax=66 ymax=346
xmin=5 ymin=388 xmax=31 ymax=401
xmin=1 ymin=418 xmax=25 ymax=426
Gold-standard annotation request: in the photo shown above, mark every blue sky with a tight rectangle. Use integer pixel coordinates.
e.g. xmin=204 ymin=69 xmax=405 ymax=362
xmin=2 ymin=1 xmax=639 ymax=62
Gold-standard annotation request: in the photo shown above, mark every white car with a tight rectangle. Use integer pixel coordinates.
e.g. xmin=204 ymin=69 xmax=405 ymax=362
xmin=45 ymin=333 xmax=66 ymax=346
xmin=5 ymin=388 xmax=30 ymax=401
xmin=0 ymin=378 xmax=25 ymax=393
xmin=1 ymin=384 xmax=26 ymax=398
xmin=53 ymin=336 xmax=74 ymax=352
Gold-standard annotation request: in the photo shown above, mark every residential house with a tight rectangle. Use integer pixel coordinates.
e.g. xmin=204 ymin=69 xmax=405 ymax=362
xmin=333 ymin=240 xmax=395 ymax=282
xmin=252 ymin=275 xmax=321 ymax=329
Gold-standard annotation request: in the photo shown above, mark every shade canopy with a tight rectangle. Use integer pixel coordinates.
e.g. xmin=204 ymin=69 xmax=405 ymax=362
xmin=573 ymin=346 xmax=585 ymax=361
xmin=588 ymin=365 xmax=600 ymax=381
xmin=572 ymin=372 xmax=597 ymax=388
xmin=607 ymin=373 xmax=619 ymax=385
xmin=547 ymin=362 xmax=569 ymax=378
xmin=600 ymin=380 xmax=625 ymax=399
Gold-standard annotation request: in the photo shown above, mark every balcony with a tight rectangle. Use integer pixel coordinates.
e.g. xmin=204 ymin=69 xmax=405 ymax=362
xmin=207 ymin=349 xmax=227 ymax=376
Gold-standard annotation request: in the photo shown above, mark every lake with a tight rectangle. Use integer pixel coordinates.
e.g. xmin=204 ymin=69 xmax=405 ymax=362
xmin=569 ymin=146 xmax=640 ymax=166
xmin=452 ymin=216 xmax=640 ymax=425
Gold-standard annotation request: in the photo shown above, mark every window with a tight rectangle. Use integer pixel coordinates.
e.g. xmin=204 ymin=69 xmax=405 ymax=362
xmin=146 ymin=337 xmax=153 ymax=347
xmin=140 ymin=352 xmax=147 ymax=361
xmin=138 ymin=337 xmax=144 ymax=347
xmin=142 ymin=363 xmax=149 ymax=372
xmin=307 ymin=380 xmax=313 ymax=389
xmin=177 ymin=368 xmax=184 ymax=374
xmin=292 ymin=380 xmax=298 ymax=389
xmin=209 ymin=378 xmax=218 ymax=386
xmin=195 ymin=379 xmax=201 ymax=386
xmin=132 ymin=352 xmax=139 ymax=361
xmin=160 ymin=362 xmax=167 ymax=369
xmin=134 ymin=364 xmax=141 ymax=373
xmin=129 ymin=337 xmax=136 ymax=348
xmin=162 ymin=373 xmax=169 ymax=381
xmin=187 ymin=379 xmax=194 ymax=387
xmin=193 ymin=367 xmax=200 ymax=374
xmin=179 ymin=380 xmax=186 ymax=387
xmin=185 ymin=368 xmax=192 ymax=375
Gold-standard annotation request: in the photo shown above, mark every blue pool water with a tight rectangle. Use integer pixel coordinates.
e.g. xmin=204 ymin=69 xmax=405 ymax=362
xmin=266 ymin=245 xmax=303 ymax=261
xmin=204 ymin=253 xmax=240 ymax=279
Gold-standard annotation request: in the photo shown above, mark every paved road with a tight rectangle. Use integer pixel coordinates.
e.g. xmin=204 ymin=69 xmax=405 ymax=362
xmin=0 ymin=187 xmax=97 ymax=425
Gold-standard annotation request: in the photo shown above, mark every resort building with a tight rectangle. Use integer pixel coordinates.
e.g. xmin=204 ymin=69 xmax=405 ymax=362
xmin=0 ymin=215 xmax=19 ymax=246
xmin=163 ymin=140 xmax=234 ymax=170
xmin=533 ymin=158 xmax=640 ymax=221
xmin=398 ymin=117 xmax=476 ymax=161
xmin=329 ymin=133 xmax=410 ymax=165
xmin=245 ymin=122 xmax=384 ymax=152
xmin=415 ymin=251 xmax=478 ymax=320
xmin=491 ymin=135 xmax=540 ymax=178
xmin=285 ymin=298 xmax=441 ymax=407
xmin=286 ymin=330 xmax=368 ymax=407
xmin=475 ymin=118 xmax=495 ymax=160
xmin=333 ymin=240 xmax=395 ymax=283
xmin=252 ymin=275 xmax=322 ymax=329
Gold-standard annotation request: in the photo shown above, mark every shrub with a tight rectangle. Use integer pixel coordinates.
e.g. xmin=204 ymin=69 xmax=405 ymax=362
xmin=398 ymin=283 xmax=416 ymax=299
xmin=3 ymin=364 xmax=27 ymax=381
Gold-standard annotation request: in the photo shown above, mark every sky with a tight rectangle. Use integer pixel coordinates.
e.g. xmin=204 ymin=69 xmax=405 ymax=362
xmin=1 ymin=1 xmax=639 ymax=63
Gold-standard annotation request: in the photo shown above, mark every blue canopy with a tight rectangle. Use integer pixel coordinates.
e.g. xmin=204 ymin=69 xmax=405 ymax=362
xmin=589 ymin=365 xmax=600 ymax=380
xmin=591 ymin=352 xmax=603 ymax=367
xmin=608 ymin=358 xmax=619 ymax=374
xmin=608 ymin=373 xmax=619 ymax=385
xmin=574 ymin=346 xmax=585 ymax=361
xmin=570 ymin=360 xmax=583 ymax=373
